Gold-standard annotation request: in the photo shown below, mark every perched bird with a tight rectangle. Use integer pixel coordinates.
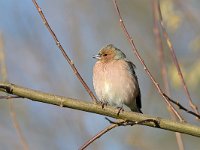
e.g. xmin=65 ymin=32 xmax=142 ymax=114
xmin=93 ymin=44 xmax=142 ymax=113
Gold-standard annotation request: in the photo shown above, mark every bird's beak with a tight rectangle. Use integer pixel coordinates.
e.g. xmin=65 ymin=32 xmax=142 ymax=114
xmin=93 ymin=54 xmax=101 ymax=60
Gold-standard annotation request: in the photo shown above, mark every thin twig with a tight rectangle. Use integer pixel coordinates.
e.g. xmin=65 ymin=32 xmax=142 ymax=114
xmin=32 ymin=0 xmax=97 ymax=103
xmin=0 ymin=95 xmax=21 ymax=99
xmin=9 ymin=100 xmax=29 ymax=150
xmin=152 ymin=0 xmax=181 ymax=120
xmin=163 ymin=93 xmax=200 ymax=119
xmin=157 ymin=0 xmax=199 ymax=116
xmin=105 ymin=117 xmax=160 ymax=127
xmin=152 ymin=1 xmax=184 ymax=150
xmin=79 ymin=117 xmax=161 ymax=150
xmin=112 ymin=0 xmax=183 ymax=121
xmin=0 ymin=34 xmax=29 ymax=150
xmin=79 ymin=123 xmax=120 ymax=150
xmin=152 ymin=0 xmax=170 ymax=94
xmin=0 ymin=35 xmax=7 ymax=82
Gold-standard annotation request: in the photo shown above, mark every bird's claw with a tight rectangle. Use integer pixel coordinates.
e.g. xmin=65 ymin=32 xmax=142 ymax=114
xmin=117 ymin=107 xmax=124 ymax=116
xmin=100 ymin=102 xmax=108 ymax=109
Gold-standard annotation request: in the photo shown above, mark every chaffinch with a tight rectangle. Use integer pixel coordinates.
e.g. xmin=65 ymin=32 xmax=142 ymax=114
xmin=93 ymin=44 xmax=142 ymax=113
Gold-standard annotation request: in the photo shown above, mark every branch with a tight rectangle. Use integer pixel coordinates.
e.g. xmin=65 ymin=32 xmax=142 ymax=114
xmin=112 ymin=0 xmax=183 ymax=121
xmin=80 ymin=118 xmax=160 ymax=150
xmin=0 ymin=82 xmax=200 ymax=137
xmin=152 ymin=0 xmax=182 ymax=120
xmin=157 ymin=0 xmax=199 ymax=116
xmin=163 ymin=93 xmax=200 ymax=119
xmin=32 ymin=0 xmax=97 ymax=103
xmin=0 ymin=95 xmax=21 ymax=99
xmin=0 ymin=34 xmax=29 ymax=150
xmin=79 ymin=123 xmax=119 ymax=150
xmin=152 ymin=1 xmax=185 ymax=150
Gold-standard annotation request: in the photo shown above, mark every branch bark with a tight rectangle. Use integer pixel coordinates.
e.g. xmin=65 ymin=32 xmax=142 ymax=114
xmin=0 ymin=82 xmax=200 ymax=137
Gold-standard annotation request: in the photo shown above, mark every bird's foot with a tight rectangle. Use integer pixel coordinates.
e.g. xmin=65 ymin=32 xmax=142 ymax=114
xmin=117 ymin=107 xmax=124 ymax=116
xmin=100 ymin=101 xmax=108 ymax=109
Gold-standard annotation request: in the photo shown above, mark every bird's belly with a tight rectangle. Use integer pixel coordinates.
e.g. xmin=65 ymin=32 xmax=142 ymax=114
xmin=101 ymin=81 xmax=122 ymax=106
xmin=93 ymin=60 xmax=138 ymax=109
xmin=99 ymin=76 xmax=136 ymax=107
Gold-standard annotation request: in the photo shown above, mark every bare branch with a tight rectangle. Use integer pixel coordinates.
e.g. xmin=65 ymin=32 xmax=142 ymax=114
xmin=87 ymin=117 xmax=160 ymax=150
xmin=157 ymin=0 xmax=199 ymax=116
xmin=0 ymin=82 xmax=200 ymax=137
xmin=163 ymin=93 xmax=200 ymax=119
xmin=105 ymin=117 xmax=160 ymax=127
xmin=152 ymin=0 xmax=170 ymax=94
xmin=152 ymin=1 xmax=185 ymax=149
xmin=8 ymin=100 xmax=29 ymax=150
xmin=152 ymin=0 xmax=182 ymax=120
xmin=79 ymin=123 xmax=120 ymax=150
xmin=0 ymin=34 xmax=29 ymax=150
xmin=112 ymin=0 xmax=183 ymax=121
xmin=32 ymin=0 xmax=97 ymax=103
xmin=0 ymin=95 xmax=21 ymax=99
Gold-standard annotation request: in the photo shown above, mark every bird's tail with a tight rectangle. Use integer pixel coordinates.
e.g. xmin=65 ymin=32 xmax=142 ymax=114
xmin=138 ymin=109 xmax=143 ymax=114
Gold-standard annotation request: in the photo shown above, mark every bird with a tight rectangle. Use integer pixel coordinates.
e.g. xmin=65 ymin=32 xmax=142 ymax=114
xmin=93 ymin=44 xmax=142 ymax=114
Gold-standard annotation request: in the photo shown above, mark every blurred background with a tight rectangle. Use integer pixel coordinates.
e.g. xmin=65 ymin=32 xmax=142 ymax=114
xmin=0 ymin=0 xmax=200 ymax=149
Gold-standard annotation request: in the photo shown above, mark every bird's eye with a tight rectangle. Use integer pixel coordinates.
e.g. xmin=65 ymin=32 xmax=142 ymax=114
xmin=103 ymin=54 xmax=108 ymax=56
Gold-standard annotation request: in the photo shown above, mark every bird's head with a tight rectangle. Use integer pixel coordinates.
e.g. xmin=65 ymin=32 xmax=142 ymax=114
xmin=93 ymin=44 xmax=126 ymax=62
